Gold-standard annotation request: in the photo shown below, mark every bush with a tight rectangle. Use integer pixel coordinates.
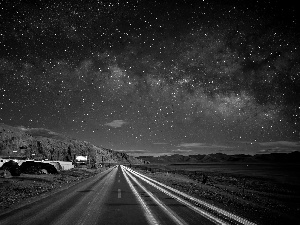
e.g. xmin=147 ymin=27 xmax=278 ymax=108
xmin=1 ymin=160 xmax=21 ymax=176
xmin=20 ymin=161 xmax=58 ymax=174
xmin=41 ymin=162 xmax=58 ymax=174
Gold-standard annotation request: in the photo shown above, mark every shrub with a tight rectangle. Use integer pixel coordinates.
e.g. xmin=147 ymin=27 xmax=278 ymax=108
xmin=20 ymin=161 xmax=58 ymax=174
xmin=1 ymin=160 xmax=21 ymax=176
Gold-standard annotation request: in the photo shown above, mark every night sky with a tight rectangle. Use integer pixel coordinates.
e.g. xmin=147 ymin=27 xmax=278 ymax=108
xmin=1 ymin=0 xmax=299 ymax=156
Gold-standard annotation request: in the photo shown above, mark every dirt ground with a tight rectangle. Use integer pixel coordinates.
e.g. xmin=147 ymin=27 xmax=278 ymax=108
xmin=135 ymin=167 xmax=300 ymax=225
xmin=0 ymin=168 xmax=104 ymax=214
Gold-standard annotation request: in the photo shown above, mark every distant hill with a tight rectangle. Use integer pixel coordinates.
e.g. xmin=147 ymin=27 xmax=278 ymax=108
xmin=137 ymin=152 xmax=300 ymax=164
xmin=0 ymin=123 xmax=144 ymax=165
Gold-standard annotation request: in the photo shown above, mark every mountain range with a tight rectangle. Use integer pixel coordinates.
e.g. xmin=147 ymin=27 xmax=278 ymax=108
xmin=0 ymin=123 xmax=144 ymax=165
xmin=2 ymin=123 xmax=299 ymax=165
xmin=137 ymin=151 xmax=300 ymax=164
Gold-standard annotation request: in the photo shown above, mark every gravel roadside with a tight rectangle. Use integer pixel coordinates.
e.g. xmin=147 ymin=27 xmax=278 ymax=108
xmin=0 ymin=168 xmax=105 ymax=214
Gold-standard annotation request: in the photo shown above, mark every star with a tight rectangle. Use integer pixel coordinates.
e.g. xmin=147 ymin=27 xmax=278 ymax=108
xmin=0 ymin=0 xmax=299 ymax=156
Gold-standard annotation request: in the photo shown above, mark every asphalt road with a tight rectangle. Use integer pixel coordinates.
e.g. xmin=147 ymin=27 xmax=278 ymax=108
xmin=0 ymin=166 xmax=251 ymax=225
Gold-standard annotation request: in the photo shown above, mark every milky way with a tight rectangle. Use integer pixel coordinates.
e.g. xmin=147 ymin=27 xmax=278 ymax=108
xmin=1 ymin=0 xmax=299 ymax=155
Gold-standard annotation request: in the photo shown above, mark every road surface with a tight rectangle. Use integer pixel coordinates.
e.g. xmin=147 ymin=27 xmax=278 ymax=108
xmin=0 ymin=165 xmax=255 ymax=225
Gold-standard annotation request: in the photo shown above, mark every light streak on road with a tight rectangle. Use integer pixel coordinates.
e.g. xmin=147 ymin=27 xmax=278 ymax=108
xmin=123 ymin=166 xmax=256 ymax=225
xmin=121 ymin=166 xmax=160 ymax=225
xmin=123 ymin=166 xmax=188 ymax=225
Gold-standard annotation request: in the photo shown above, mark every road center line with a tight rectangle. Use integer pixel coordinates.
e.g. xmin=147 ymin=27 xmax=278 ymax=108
xmin=118 ymin=189 xmax=121 ymax=198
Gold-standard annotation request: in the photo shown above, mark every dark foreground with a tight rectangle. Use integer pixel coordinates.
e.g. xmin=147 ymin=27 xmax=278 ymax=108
xmin=1 ymin=163 xmax=299 ymax=224
xmin=0 ymin=166 xmax=226 ymax=225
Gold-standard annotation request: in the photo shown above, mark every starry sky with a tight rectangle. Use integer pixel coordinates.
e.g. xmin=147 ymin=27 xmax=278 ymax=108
xmin=1 ymin=0 xmax=299 ymax=156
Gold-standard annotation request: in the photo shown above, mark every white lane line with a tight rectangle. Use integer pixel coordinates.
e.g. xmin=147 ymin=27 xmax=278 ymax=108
xmin=121 ymin=166 xmax=159 ymax=225
xmin=118 ymin=179 xmax=120 ymax=183
xmin=124 ymin=169 xmax=188 ymax=225
xmin=118 ymin=189 xmax=121 ymax=198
